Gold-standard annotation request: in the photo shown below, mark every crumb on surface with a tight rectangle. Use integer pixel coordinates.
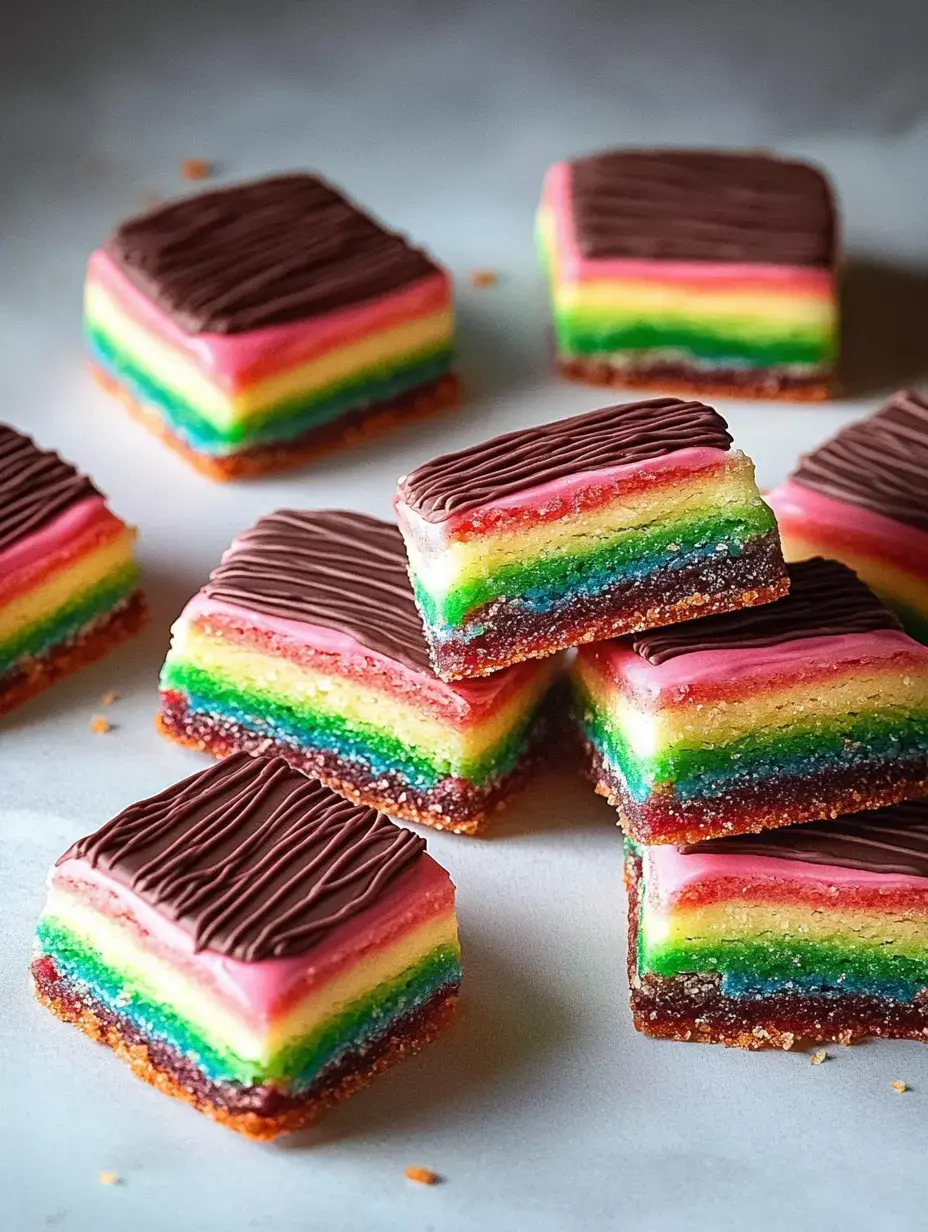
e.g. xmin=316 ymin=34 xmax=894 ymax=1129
xmin=181 ymin=158 xmax=213 ymax=181
xmin=99 ymin=691 xmax=119 ymax=706
xmin=892 ymin=1081 xmax=908 ymax=1093
xmin=90 ymin=716 xmax=111 ymax=734
xmin=810 ymin=1049 xmax=828 ymax=1065
xmin=98 ymin=1172 xmax=120 ymax=1186
xmin=470 ymin=269 xmax=498 ymax=288
xmin=405 ymin=1166 xmax=441 ymax=1185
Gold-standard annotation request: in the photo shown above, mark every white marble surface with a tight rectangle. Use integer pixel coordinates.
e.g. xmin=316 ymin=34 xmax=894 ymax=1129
xmin=3 ymin=2 xmax=928 ymax=1229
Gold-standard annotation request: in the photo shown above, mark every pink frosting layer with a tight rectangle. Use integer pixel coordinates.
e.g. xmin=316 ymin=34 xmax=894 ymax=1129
xmin=394 ymin=445 xmax=735 ymax=546
xmin=0 ymin=497 xmax=125 ymax=605
xmin=578 ymin=627 xmax=928 ymax=704
xmin=767 ymin=480 xmax=928 ymax=577
xmin=541 ymin=162 xmax=833 ymax=293
xmin=645 ymin=843 xmax=928 ymax=907
xmin=87 ymin=250 xmax=452 ymax=391
xmin=52 ymin=853 xmax=454 ymax=1025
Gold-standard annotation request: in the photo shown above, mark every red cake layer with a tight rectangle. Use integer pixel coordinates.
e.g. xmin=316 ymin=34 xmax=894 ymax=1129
xmin=33 ymin=954 xmax=458 ymax=1140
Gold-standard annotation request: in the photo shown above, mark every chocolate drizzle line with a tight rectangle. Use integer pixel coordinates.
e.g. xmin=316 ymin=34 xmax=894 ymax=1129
xmin=397 ymin=398 xmax=732 ymax=522
xmin=632 ymin=557 xmax=900 ymax=665
xmin=204 ymin=509 xmax=433 ymax=673
xmin=104 ymin=174 xmax=440 ymax=334
xmin=0 ymin=424 xmax=99 ymax=554
xmin=791 ymin=390 xmax=928 ymax=533
xmin=569 ymin=149 xmax=835 ymax=266
xmin=681 ymin=799 xmax=928 ymax=878
xmin=62 ymin=753 xmax=427 ymax=961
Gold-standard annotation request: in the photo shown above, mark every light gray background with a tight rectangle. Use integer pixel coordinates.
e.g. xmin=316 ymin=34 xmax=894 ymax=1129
xmin=3 ymin=2 xmax=928 ymax=1229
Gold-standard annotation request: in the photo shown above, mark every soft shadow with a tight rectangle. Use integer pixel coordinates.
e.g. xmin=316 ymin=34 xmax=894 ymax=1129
xmin=275 ymin=933 xmax=574 ymax=1149
xmin=840 ymin=257 xmax=928 ymax=397
xmin=490 ymin=766 xmax=619 ymax=841
xmin=454 ymin=292 xmax=547 ymax=403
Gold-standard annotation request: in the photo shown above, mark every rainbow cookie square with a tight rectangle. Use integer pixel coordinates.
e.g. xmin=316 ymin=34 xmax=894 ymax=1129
xmin=32 ymin=753 xmax=461 ymax=1140
xmin=85 ymin=175 xmax=458 ymax=480
xmin=0 ymin=425 xmax=145 ymax=716
xmin=538 ymin=150 xmax=838 ymax=400
xmin=394 ymin=397 xmax=787 ymax=681
xmin=767 ymin=390 xmax=928 ymax=642
xmin=572 ymin=558 xmax=928 ymax=845
xmin=627 ymin=800 xmax=928 ymax=1047
xmin=158 ymin=510 xmax=556 ymax=834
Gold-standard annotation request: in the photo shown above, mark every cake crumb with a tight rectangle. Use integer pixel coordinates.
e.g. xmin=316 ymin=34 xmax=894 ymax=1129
xmin=90 ymin=716 xmax=111 ymax=734
xmin=470 ymin=269 xmax=498 ymax=288
xmin=810 ymin=1049 xmax=828 ymax=1065
xmin=181 ymin=158 xmax=213 ymax=181
xmin=891 ymin=1081 xmax=908 ymax=1093
xmin=98 ymin=1172 xmax=120 ymax=1186
xmin=99 ymin=691 xmax=119 ymax=706
xmin=405 ymin=1166 xmax=440 ymax=1185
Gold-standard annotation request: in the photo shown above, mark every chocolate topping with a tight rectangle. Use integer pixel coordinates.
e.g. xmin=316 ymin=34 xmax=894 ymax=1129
xmin=569 ymin=150 xmax=835 ymax=267
xmin=631 ymin=558 xmax=900 ymax=666
xmin=61 ymin=753 xmax=427 ymax=961
xmin=397 ymin=398 xmax=732 ymax=523
xmin=791 ymin=390 xmax=928 ymax=533
xmin=0 ymin=424 xmax=99 ymax=555
xmin=203 ymin=509 xmax=433 ymax=673
xmin=104 ymin=174 xmax=440 ymax=334
xmin=681 ymin=799 xmax=928 ymax=878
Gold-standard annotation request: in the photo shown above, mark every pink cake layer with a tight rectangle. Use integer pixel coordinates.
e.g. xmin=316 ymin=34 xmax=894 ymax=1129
xmin=0 ymin=497 xmax=126 ymax=606
xmin=578 ymin=628 xmax=928 ymax=708
xmin=179 ymin=594 xmax=543 ymax=726
xmin=394 ymin=445 xmax=736 ymax=544
xmin=52 ymin=854 xmax=454 ymax=1027
xmin=542 ymin=162 xmax=834 ymax=294
xmin=767 ymin=480 xmax=928 ymax=578
xmin=88 ymin=250 xmax=453 ymax=391
xmin=645 ymin=843 xmax=928 ymax=913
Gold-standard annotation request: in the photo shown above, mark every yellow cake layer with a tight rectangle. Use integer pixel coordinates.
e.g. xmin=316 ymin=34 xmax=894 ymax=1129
xmin=779 ymin=529 xmax=928 ymax=610
xmin=0 ymin=529 xmax=137 ymax=645
xmin=574 ymin=655 xmax=928 ymax=759
xmin=43 ymin=877 xmax=458 ymax=1064
xmin=405 ymin=453 xmax=763 ymax=595
xmin=552 ymin=281 xmax=835 ymax=330
xmin=86 ymin=279 xmax=454 ymax=426
xmin=171 ymin=620 xmax=551 ymax=762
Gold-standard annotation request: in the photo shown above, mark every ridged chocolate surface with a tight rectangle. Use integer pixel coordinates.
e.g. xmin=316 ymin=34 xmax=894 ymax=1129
xmin=682 ymin=799 xmax=928 ymax=877
xmin=104 ymin=174 xmax=440 ymax=334
xmin=61 ymin=753 xmax=427 ymax=961
xmin=397 ymin=398 xmax=732 ymax=522
xmin=632 ymin=558 xmax=900 ymax=665
xmin=792 ymin=390 xmax=928 ymax=533
xmin=569 ymin=150 xmax=835 ymax=266
xmin=0 ymin=424 xmax=99 ymax=554
xmin=204 ymin=509 xmax=433 ymax=673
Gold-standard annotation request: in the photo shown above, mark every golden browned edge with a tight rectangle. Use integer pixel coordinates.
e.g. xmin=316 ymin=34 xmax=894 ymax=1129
xmin=153 ymin=713 xmax=490 ymax=836
xmin=556 ymin=357 xmax=832 ymax=403
xmin=435 ymin=578 xmax=791 ymax=681
xmin=34 ymin=980 xmax=458 ymax=1142
xmin=90 ymin=365 xmax=462 ymax=482
xmin=0 ymin=593 xmax=148 ymax=719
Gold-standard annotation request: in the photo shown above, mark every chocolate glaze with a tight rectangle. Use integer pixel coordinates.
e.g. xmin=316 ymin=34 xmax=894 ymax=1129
xmin=203 ymin=509 xmax=433 ymax=673
xmin=0 ymin=424 xmax=99 ymax=554
xmin=631 ymin=558 xmax=900 ymax=665
xmin=792 ymin=390 xmax=928 ymax=533
xmin=397 ymin=397 xmax=732 ymax=522
xmin=104 ymin=174 xmax=440 ymax=334
xmin=681 ymin=799 xmax=928 ymax=877
xmin=61 ymin=753 xmax=426 ymax=961
xmin=569 ymin=150 xmax=835 ymax=266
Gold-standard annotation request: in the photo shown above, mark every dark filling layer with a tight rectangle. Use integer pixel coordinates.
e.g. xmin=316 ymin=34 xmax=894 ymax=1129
xmin=432 ymin=532 xmax=787 ymax=679
xmin=557 ymin=356 xmax=832 ymax=399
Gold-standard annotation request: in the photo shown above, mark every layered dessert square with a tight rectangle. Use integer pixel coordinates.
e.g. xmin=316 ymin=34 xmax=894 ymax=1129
xmin=158 ymin=510 xmax=556 ymax=834
xmin=85 ymin=174 xmax=458 ymax=480
xmin=394 ymin=397 xmax=787 ymax=680
xmin=627 ymin=800 xmax=928 ymax=1047
xmin=572 ymin=557 xmax=928 ymax=845
xmin=767 ymin=390 xmax=928 ymax=642
xmin=32 ymin=753 xmax=461 ymax=1140
xmin=538 ymin=149 xmax=838 ymax=400
xmin=0 ymin=424 xmax=145 ymax=717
